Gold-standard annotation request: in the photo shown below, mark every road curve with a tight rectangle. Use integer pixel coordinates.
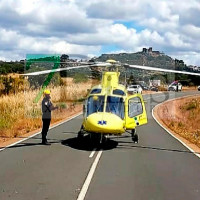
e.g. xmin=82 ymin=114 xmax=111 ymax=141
xmin=1 ymin=91 xmax=200 ymax=200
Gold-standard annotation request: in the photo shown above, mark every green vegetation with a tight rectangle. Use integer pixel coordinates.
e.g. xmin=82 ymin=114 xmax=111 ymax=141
xmin=184 ymin=100 xmax=198 ymax=111
xmin=73 ymin=73 xmax=88 ymax=83
xmin=0 ymin=61 xmax=24 ymax=74
xmin=96 ymin=52 xmax=175 ymax=68
xmin=57 ymin=102 xmax=67 ymax=109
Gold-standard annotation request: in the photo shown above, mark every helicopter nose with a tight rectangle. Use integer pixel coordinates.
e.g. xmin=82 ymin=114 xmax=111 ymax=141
xmin=85 ymin=112 xmax=124 ymax=134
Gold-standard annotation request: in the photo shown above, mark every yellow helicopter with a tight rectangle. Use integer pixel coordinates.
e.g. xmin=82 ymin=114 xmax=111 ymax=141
xmin=77 ymin=60 xmax=147 ymax=143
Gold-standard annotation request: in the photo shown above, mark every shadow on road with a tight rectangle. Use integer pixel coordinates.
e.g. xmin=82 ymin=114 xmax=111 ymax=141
xmin=117 ymin=141 xmax=200 ymax=155
xmin=62 ymin=135 xmax=118 ymax=151
xmin=0 ymin=137 xmax=63 ymax=150
xmin=0 ymin=142 xmax=45 ymax=150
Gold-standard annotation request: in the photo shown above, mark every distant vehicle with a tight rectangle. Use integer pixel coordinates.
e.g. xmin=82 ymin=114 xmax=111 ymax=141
xmin=127 ymin=85 xmax=143 ymax=94
xmin=198 ymin=86 xmax=200 ymax=91
xmin=141 ymin=85 xmax=149 ymax=90
xmin=168 ymin=81 xmax=182 ymax=92
xmin=150 ymin=86 xmax=159 ymax=92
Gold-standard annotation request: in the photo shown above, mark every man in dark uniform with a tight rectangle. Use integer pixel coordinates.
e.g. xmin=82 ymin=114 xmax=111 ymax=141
xmin=41 ymin=90 xmax=58 ymax=145
xmin=176 ymin=83 xmax=179 ymax=92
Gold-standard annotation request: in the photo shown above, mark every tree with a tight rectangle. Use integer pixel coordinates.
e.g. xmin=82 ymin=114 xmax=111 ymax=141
xmin=128 ymin=73 xmax=136 ymax=85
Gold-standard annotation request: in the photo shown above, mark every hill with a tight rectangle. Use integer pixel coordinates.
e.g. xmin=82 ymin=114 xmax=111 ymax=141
xmin=95 ymin=51 xmax=176 ymax=69
xmin=94 ymin=49 xmax=200 ymax=86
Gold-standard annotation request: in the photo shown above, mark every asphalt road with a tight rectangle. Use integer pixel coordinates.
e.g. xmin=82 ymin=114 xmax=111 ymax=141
xmin=1 ymin=91 xmax=200 ymax=200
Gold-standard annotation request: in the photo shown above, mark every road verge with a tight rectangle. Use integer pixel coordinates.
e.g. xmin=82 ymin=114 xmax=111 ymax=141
xmin=152 ymin=94 xmax=200 ymax=159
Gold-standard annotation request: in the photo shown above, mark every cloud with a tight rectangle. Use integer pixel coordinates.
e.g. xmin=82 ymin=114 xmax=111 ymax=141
xmin=182 ymin=25 xmax=200 ymax=40
xmin=0 ymin=0 xmax=199 ymax=66
xmin=169 ymin=51 xmax=200 ymax=66
xmin=0 ymin=28 xmax=100 ymax=61
xmin=86 ymin=0 xmax=144 ymax=20
xmin=0 ymin=0 xmax=104 ymax=37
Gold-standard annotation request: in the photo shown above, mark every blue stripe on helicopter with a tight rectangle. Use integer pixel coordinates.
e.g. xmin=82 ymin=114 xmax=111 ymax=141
xmin=98 ymin=120 xmax=107 ymax=125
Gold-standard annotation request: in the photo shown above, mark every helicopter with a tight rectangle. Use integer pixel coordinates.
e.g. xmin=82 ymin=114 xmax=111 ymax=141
xmin=23 ymin=57 xmax=200 ymax=143
xmin=77 ymin=60 xmax=147 ymax=143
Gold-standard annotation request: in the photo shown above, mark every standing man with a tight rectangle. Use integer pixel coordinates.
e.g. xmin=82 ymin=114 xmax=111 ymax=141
xmin=176 ymin=83 xmax=179 ymax=92
xmin=41 ymin=90 xmax=58 ymax=145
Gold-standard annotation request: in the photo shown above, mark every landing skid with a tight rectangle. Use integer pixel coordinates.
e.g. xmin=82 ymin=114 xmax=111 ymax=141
xmin=77 ymin=125 xmax=84 ymax=139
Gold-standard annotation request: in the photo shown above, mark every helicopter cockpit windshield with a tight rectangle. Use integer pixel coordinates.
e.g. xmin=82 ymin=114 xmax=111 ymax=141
xmin=86 ymin=95 xmax=124 ymax=119
xmin=87 ymin=95 xmax=104 ymax=116
xmin=106 ymin=96 xmax=124 ymax=119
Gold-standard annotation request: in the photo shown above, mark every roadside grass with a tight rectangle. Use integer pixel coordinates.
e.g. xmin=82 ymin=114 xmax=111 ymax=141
xmin=157 ymin=97 xmax=200 ymax=148
xmin=0 ymin=78 xmax=98 ymax=139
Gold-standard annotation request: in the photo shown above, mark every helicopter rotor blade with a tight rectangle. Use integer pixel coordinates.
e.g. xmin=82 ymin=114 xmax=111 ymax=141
xmin=21 ymin=60 xmax=200 ymax=77
xmin=25 ymin=61 xmax=90 ymax=64
xmin=128 ymin=64 xmax=200 ymax=76
xmin=22 ymin=62 xmax=111 ymax=76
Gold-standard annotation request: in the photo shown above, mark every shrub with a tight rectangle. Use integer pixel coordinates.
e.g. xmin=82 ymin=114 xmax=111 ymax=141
xmin=185 ymin=100 xmax=197 ymax=110
xmin=73 ymin=73 xmax=88 ymax=83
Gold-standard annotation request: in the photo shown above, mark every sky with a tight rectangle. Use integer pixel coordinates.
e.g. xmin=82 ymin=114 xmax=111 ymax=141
xmin=0 ymin=0 xmax=200 ymax=66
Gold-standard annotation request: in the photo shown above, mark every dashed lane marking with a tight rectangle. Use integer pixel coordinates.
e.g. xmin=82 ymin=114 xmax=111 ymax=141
xmin=77 ymin=150 xmax=103 ymax=200
xmin=89 ymin=148 xmax=97 ymax=158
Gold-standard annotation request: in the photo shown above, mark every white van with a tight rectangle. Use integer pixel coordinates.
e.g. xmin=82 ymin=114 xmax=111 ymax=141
xmin=168 ymin=82 xmax=182 ymax=91
xmin=127 ymin=85 xmax=143 ymax=94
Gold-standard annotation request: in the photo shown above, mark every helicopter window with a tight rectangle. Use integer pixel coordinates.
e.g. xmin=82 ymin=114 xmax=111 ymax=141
xmin=106 ymin=96 xmax=124 ymax=119
xmin=87 ymin=95 xmax=104 ymax=116
xmin=128 ymin=97 xmax=143 ymax=118
xmin=113 ymin=89 xmax=125 ymax=96
xmin=90 ymin=88 xmax=102 ymax=94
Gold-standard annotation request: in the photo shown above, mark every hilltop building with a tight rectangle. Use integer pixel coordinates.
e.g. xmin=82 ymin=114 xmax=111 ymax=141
xmin=142 ymin=47 xmax=163 ymax=56
xmin=149 ymin=79 xmax=161 ymax=87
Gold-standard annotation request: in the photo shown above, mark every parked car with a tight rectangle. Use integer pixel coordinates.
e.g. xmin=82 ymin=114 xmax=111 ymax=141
xmin=150 ymin=86 xmax=159 ymax=92
xmin=141 ymin=85 xmax=149 ymax=90
xmin=198 ymin=86 xmax=200 ymax=91
xmin=168 ymin=82 xmax=182 ymax=91
xmin=127 ymin=85 xmax=143 ymax=94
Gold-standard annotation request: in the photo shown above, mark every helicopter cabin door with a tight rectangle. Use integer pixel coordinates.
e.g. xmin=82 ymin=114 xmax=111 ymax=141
xmin=125 ymin=94 xmax=147 ymax=129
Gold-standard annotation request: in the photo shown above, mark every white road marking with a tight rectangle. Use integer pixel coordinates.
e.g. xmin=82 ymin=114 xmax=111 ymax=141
xmin=0 ymin=112 xmax=82 ymax=152
xmin=152 ymin=95 xmax=200 ymax=159
xmin=77 ymin=150 xmax=103 ymax=200
xmin=89 ymin=149 xmax=97 ymax=158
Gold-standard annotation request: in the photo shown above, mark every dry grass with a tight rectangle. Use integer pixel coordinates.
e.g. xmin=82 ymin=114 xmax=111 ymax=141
xmin=182 ymin=86 xmax=197 ymax=91
xmin=0 ymin=78 xmax=98 ymax=140
xmin=158 ymin=86 xmax=167 ymax=91
xmin=156 ymin=96 xmax=200 ymax=148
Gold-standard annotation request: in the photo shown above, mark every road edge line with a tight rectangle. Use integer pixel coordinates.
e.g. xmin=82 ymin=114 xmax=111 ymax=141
xmin=152 ymin=97 xmax=200 ymax=159
xmin=0 ymin=112 xmax=82 ymax=152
